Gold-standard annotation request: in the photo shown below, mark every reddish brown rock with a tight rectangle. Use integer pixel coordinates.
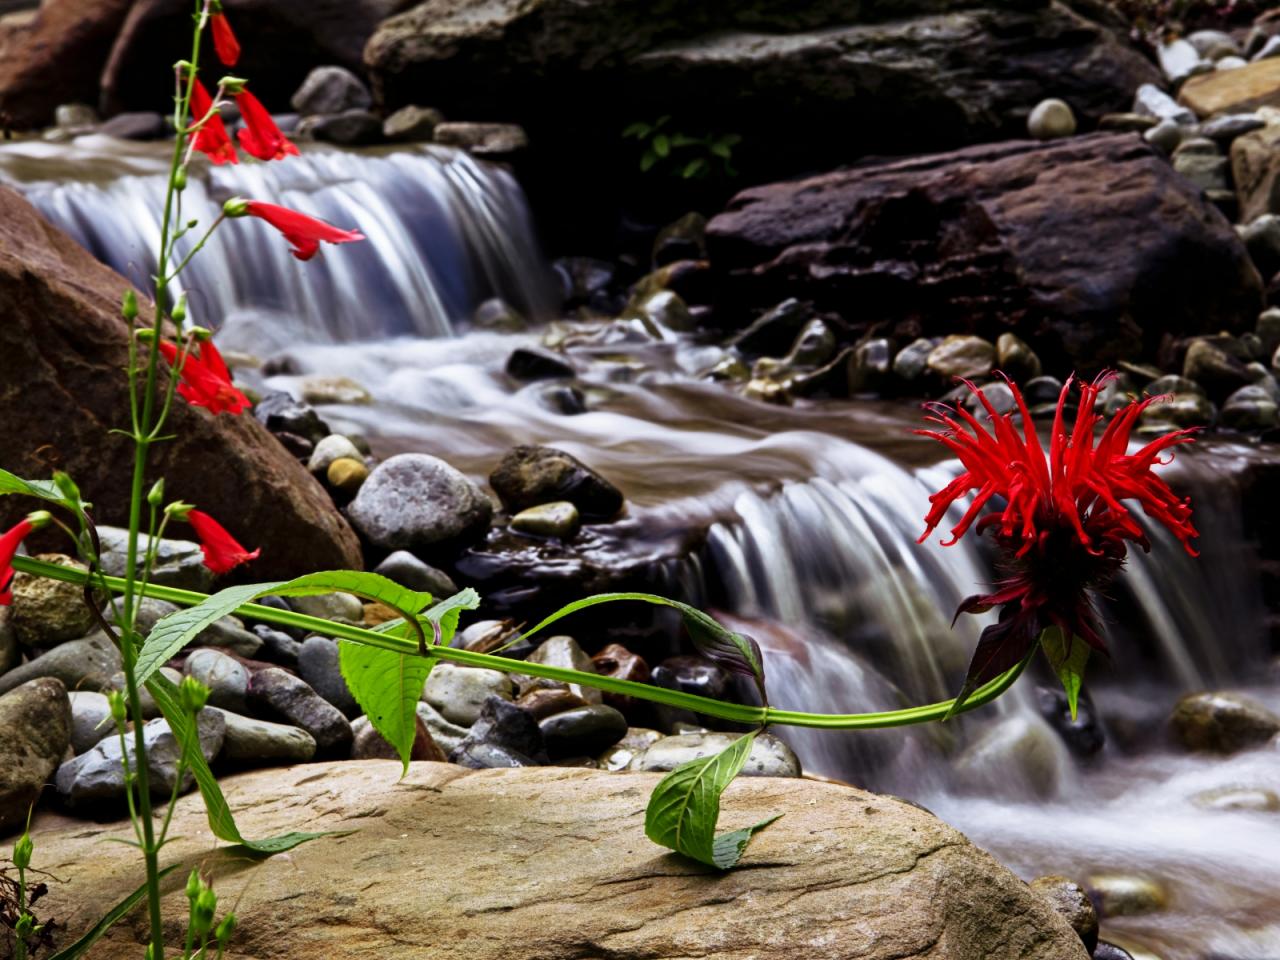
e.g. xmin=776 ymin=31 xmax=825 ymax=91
xmin=0 ymin=186 xmax=363 ymax=579
xmin=0 ymin=0 xmax=132 ymax=129
xmin=705 ymin=133 xmax=1263 ymax=373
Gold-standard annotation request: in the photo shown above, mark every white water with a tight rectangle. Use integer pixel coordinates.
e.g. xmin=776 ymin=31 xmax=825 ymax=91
xmin=3 ymin=138 xmax=1278 ymax=959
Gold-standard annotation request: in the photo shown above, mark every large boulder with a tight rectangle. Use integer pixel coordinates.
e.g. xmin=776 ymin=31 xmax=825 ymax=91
xmin=0 ymin=678 xmax=71 ymax=835
xmin=99 ymin=0 xmax=418 ymax=118
xmin=0 ymin=186 xmax=363 ymax=579
xmin=704 ymin=134 xmax=1264 ymax=373
xmin=35 ymin=761 xmax=1089 ymax=959
xmin=0 ymin=0 xmax=132 ymax=130
xmin=364 ymin=0 xmax=1158 ymax=247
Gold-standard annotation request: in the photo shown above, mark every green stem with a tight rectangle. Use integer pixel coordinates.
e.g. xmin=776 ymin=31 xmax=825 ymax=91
xmin=12 ymin=556 xmax=1026 ymax=729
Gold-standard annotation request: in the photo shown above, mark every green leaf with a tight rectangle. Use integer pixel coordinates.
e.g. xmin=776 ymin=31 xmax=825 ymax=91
xmin=0 ymin=468 xmax=78 ymax=511
xmin=669 ymin=133 xmax=700 ymax=148
xmin=644 ymin=731 xmax=779 ymax=869
xmin=621 ymin=121 xmax=651 ymax=138
xmin=136 ymin=571 xmax=437 ymax=686
xmin=45 ymin=865 xmax=180 ymax=960
xmin=147 ymin=673 xmax=336 ymax=853
xmin=653 ymin=134 xmax=671 ymax=158
xmin=681 ymin=157 xmax=709 ymax=179
xmin=639 ymin=149 xmax=658 ymax=172
xmin=708 ymin=142 xmax=732 ymax=159
xmin=1040 ymin=627 xmax=1090 ymax=722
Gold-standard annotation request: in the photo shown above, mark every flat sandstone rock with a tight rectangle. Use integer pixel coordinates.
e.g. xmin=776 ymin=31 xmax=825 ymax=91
xmin=1180 ymin=58 xmax=1280 ymax=117
xmin=31 ymin=761 xmax=1087 ymax=959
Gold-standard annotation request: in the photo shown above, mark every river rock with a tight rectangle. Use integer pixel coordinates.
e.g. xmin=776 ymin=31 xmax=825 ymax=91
xmin=0 ymin=631 xmax=121 ymax=696
xmin=373 ymin=550 xmax=458 ymax=598
xmin=1027 ymin=99 xmax=1076 ymax=140
xmin=489 ymin=446 xmax=623 ymax=520
xmin=526 ymin=635 xmax=601 ymax=705
xmin=383 ymin=104 xmax=444 ymax=141
xmin=348 ymin=453 xmax=493 ymax=555
xmin=1170 ymin=691 xmax=1280 ymax=753
xmin=0 ymin=678 xmax=71 ymax=832
xmin=351 ymin=713 xmax=446 ymax=762
xmin=996 ymin=332 xmax=1043 ymax=383
xmin=505 ymin=347 xmax=574 ymax=382
xmin=308 ymin=434 xmax=363 ymax=475
xmin=630 ymin=731 xmax=801 ymax=777
xmin=68 ymin=690 xmax=114 ymax=754
xmin=1086 ymin=874 xmax=1168 ymax=918
xmin=728 ymin=298 xmax=810 ymax=357
xmin=1220 ymin=384 xmax=1280 ymax=430
xmin=291 ymin=65 xmax=372 ymax=116
xmin=415 ymin=700 xmax=469 ymax=755
xmin=0 ymin=608 xmax=16 ymax=675
xmin=1134 ymin=83 xmax=1195 ymax=124
xmin=705 ymin=135 xmax=1263 ymax=374
xmin=1034 ymin=685 xmax=1105 ymax=757
xmin=327 ymin=458 xmax=369 ymax=494
xmin=1171 ymin=139 xmax=1230 ymax=193
xmin=9 ymin=553 xmax=95 ymax=648
xmin=96 ymin=527 xmax=214 ymax=592
xmin=1239 ymin=213 xmax=1280 ymax=278
xmin=1232 ymin=121 xmax=1280 ymax=225
xmin=31 ymin=760 xmax=1092 ymax=958
xmin=1192 ymin=785 xmax=1280 ymax=811
xmin=248 ymin=667 xmax=352 ymax=755
xmin=422 ymin=662 xmax=513 ymax=725
xmin=252 ymin=625 xmax=302 ymax=667
xmin=301 ymin=109 xmax=383 ymax=146
xmin=591 ymin=643 xmax=649 ymax=709
xmin=433 ymin=122 xmax=528 ymax=155
xmin=1030 ymin=875 xmax=1098 ymax=953
xmin=1179 ymin=57 xmax=1280 ymax=118
xmin=472 ymin=297 xmax=527 ymax=332
xmin=211 ymin=708 xmax=316 ymax=765
xmin=254 ymin=391 xmax=331 ymax=444
xmin=297 ymin=635 xmax=359 ymax=717
xmin=598 ymin=727 xmax=663 ymax=771
xmin=1183 ymin=337 xmax=1253 ymax=401
xmin=183 ymin=648 xmax=249 ymax=714
xmin=1143 ymin=117 xmax=1189 ymax=155
xmin=450 ymin=695 xmax=547 ymax=768
xmin=515 ymin=686 xmax=587 ymax=720
xmin=651 ymin=655 xmax=728 ymax=702
xmin=953 ymin=715 xmax=1071 ymax=800
xmin=55 ymin=710 xmax=224 ymax=806
xmin=538 ymin=703 xmax=627 ymax=758
xmin=98 ymin=111 xmax=166 ymax=140
xmin=103 ymin=667 xmax=181 ymax=721
xmin=0 ymin=189 xmax=362 ymax=578
xmin=510 ymin=501 xmax=581 ymax=539
xmin=290 ymin=592 xmax=365 ymax=627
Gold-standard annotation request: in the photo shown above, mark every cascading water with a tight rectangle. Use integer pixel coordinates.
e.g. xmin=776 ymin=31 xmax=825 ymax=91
xmin=4 ymin=136 xmax=1278 ymax=959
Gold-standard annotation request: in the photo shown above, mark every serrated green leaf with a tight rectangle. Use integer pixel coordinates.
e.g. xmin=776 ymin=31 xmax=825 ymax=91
xmin=45 ymin=865 xmax=180 ymax=960
xmin=338 ymin=643 xmax=433 ymax=773
xmin=0 ymin=468 xmax=76 ymax=510
xmin=1040 ymin=627 xmax=1090 ymax=722
xmin=644 ymin=731 xmax=779 ymax=869
xmin=147 ymin=672 xmax=335 ymax=853
xmin=136 ymin=571 xmax=437 ymax=686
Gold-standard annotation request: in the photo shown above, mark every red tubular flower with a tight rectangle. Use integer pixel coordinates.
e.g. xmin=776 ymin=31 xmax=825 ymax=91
xmin=210 ymin=12 xmax=240 ymax=67
xmin=918 ymin=373 xmax=1198 ymax=699
xmin=242 ymin=201 xmax=365 ymax=261
xmin=188 ymin=78 xmax=238 ymax=166
xmin=186 ymin=510 xmax=260 ymax=575
xmin=157 ymin=339 xmax=251 ymax=416
xmin=0 ymin=519 xmax=34 ymax=605
xmin=235 ymin=89 xmax=299 ymax=162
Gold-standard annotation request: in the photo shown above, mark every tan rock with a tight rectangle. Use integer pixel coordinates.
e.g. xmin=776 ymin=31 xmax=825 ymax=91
xmin=1179 ymin=58 xmax=1280 ymax=118
xmin=0 ymin=678 xmax=71 ymax=833
xmin=1232 ymin=120 xmax=1280 ymax=224
xmin=32 ymin=761 xmax=1089 ymax=959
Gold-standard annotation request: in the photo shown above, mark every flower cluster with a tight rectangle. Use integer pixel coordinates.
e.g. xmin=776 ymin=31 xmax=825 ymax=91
xmin=918 ymin=374 xmax=1198 ymax=697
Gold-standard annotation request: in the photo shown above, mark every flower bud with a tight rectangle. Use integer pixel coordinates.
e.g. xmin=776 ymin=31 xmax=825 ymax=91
xmin=15 ymin=913 xmax=33 ymax=939
xmin=147 ymin=478 xmax=165 ymax=507
xmin=174 ymin=167 xmax=188 ymax=192
xmin=13 ymin=831 xmax=33 ymax=870
xmin=186 ymin=868 xmax=203 ymax=901
xmin=135 ymin=328 xmax=157 ymax=344
xmin=122 ymin=289 xmax=139 ymax=320
xmin=171 ymin=293 xmax=188 ymax=325
xmin=52 ymin=471 xmax=81 ymax=505
xmin=178 ymin=675 xmax=211 ymax=713
xmin=164 ymin=500 xmax=194 ymax=520
xmin=107 ymin=689 xmax=128 ymax=726
xmin=215 ymin=913 xmax=237 ymax=944
xmin=193 ymin=887 xmax=218 ymax=934
xmin=24 ymin=510 xmax=51 ymax=530
xmin=222 ymin=196 xmax=249 ymax=218
xmin=218 ymin=75 xmax=248 ymax=95
xmin=187 ymin=326 xmax=212 ymax=341
xmin=174 ymin=59 xmax=193 ymax=74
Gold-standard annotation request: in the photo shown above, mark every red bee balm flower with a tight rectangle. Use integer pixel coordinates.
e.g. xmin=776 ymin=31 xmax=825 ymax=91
xmin=240 ymin=201 xmax=365 ymax=261
xmin=188 ymin=78 xmax=238 ymax=166
xmin=0 ymin=519 xmax=35 ymax=605
xmin=918 ymin=374 xmax=1198 ymax=707
xmin=186 ymin=510 xmax=260 ymax=575
xmin=157 ymin=339 xmax=251 ymax=416
xmin=210 ymin=12 xmax=240 ymax=67
xmin=235 ymin=89 xmax=299 ymax=162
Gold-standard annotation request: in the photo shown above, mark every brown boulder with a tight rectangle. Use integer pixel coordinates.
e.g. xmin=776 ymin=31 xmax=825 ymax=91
xmin=33 ymin=761 xmax=1089 ymax=959
xmin=0 ymin=678 xmax=71 ymax=835
xmin=1232 ymin=119 xmax=1280 ymax=224
xmin=0 ymin=186 xmax=362 ymax=579
xmin=705 ymin=133 xmax=1263 ymax=373
xmin=0 ymin=0 xmax=132 ymax=129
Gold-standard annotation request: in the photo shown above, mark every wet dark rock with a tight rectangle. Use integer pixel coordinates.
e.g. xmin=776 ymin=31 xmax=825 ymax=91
xmin=892 ymin=337 xmax=935 ymax=383
xmin=526 ymin=635 xmax=601 ymax=704
xmin=249 ymin=667 xmax=353 ymax=755
xmin=552 ymin=257 xmax=618 ymax=313
xmin=1184 ymin=337 xmax=1255 ymax=402
xmin=373 ymin=550 xmax=458 ymax=598
xmin=510 ymin=501 xmax=581 ymax=540
xmin=297 ymin=636 xmax=360 ymax=718
xmin=0 ymin=631 xmax=121 ymax=696
xmin=351 ymin=713 xmax=446 ymax=762
xmin=348 ymin=453 xmax=493 ymax=556
xmin=706 ymin=135 xmax=1263 ymax=374
xmin=301 ymin=108 xmax=382 ymax=145
xmin=1200 ymin=113 xmax=1265 ymax=143
xmin=1030 ymin=875 xmax=1098 ymax=953
xmin=489 ymin=445 xmax=623 ymax=520
xmin=1092 ymin=942 xmax=1136 ymax=960
xmin=68 ymin=690 xmax=113 ymax=754
xmin=450 ymin=695 xmax=548 ymax=766
xmin=789 ymin=346 xmax=855 ymax=398
xmin=591 ymin=643 xmax=650 ymax=710
xmin=434 ymin=121 xmax=527 ymax=156
xmin=653 ymin=212 xmax=707 ymax=267
xmin=1035 ymin=685 xmax=1105 ymax=757
xmin=846 ymin=339 xmax=892 ymax=394
xmin=516 ymin=686 xmax=588 ymax=720
xmin=506 ymin=347 xmax=574 ymax=382
xmin=1140 ymin=392 xmax=1216 ymax=429
xmin=55 ymin=710 xmax=224 ymax=806
xmin=291 ymin=65 xmax=372 ymax=116
xmin=254 ymin=391 xmax=331 ymax=444
xmin=1086 ymin=873 xmax=1167 ymax=918
xmin=0 ymin=608 xmax=16 ymax=676
xmin=471 ymin=297 xmax=527 ymax=332
xmin=183 ymin=648 xmax=249 ymax=714
xmin=1170 ymin=691 xmax=1280 ymax=753
xmin=0 ymin=678 xmax=71 ymax=832
xmin=1220 ymin=384 xmax=1280 ymax=430
xmin=996 ymin=332 xmax=1043 ymax=383
xmin=382 ymin=104 xmax=444 ymax=141
xmin=727 ymin=298 xmax=810 ymax=358
xmin=97 ymin=111 xmax=166 ymax=140
xmin=450 ymin=740 xmax=540 ymax=768
xmin=538 ymin=703 xmax=628 ymax=759
xmin=532 ymin=382 xmax=588 ymax=415
xmin=651 ymin=655 xmax=729 ymax=702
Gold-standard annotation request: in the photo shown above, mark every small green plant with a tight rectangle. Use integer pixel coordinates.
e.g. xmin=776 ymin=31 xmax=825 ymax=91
xmin=623 ymin=116 xmax=741 ymax=180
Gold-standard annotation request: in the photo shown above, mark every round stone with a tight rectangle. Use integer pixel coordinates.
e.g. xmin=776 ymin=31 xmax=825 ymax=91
xmin=1027 ymin=99 xmax=1077 ymax=140
xmin=327 ymin=457 xmax=370 ymax=493
xmin=1030 ymin=875 xmax=1098 ymax=952
xmin=510 ymin=501 xmax=581 ymax=539
xmin=348 ymin=453 xmax=493 ymax=553
xmin=1170 ymin=691 xmax=1280 ymax=754
xmin=10 ymin=553 xmax=96 ymax=648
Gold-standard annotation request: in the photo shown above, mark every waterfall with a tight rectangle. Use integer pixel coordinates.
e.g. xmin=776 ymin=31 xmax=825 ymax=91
xmin=0 ymin=137 xmax=557 ymax=341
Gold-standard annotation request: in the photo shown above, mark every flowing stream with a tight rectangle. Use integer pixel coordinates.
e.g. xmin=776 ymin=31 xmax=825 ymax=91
xmin=3 ymin=138 xmax=1278 ymax=960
